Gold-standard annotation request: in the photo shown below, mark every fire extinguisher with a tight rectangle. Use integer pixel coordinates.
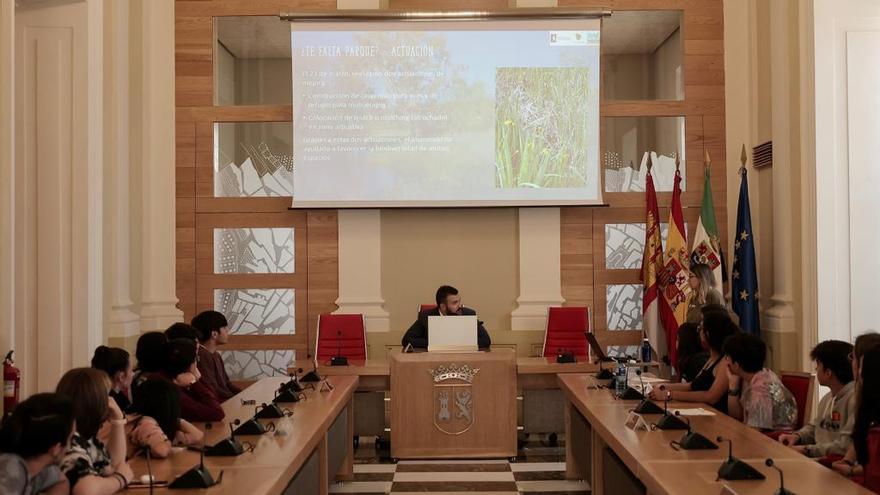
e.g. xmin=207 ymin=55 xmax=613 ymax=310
xmin=3 ymin=351 xmax=20 ymax=417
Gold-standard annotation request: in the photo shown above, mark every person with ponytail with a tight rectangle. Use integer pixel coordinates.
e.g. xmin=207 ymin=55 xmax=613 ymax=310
xmin=0 ymin=393 xmax=74 ymax=495
xmin=91 ymin=346 xmax=134 ymax=412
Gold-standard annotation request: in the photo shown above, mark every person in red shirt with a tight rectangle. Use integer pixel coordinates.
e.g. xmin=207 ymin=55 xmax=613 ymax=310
xmin=161 ymin=338 xmax=224 ymax=422
xmin=191 ymin=311 xmax=242 ymax=401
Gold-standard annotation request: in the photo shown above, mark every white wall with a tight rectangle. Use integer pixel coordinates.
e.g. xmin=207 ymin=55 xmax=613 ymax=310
xmin=814 ymin=0 xmax=880 ymax=343
xmin=14 ymin=0 xmax=103 ymax=392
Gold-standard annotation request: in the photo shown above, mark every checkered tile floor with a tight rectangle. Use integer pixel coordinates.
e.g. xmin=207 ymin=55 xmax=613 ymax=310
xmin=330 ymin=437 xmax=590 ymax=494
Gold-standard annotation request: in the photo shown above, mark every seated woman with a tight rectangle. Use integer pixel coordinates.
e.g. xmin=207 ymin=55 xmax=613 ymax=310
xmin=724 ymin=332 xmax=797 ymax=431
xmin=831 ymin=333 xmax=880 ymax=481
xmin=648 ymin=308 xmax=736 ymax=413
xmin=0 ymin=393 xmax=75 ymax=495
xmin=124 ymin=378 xmax=203 ymax=458
xmin=91 ymin=346 xmax=134 ymax=412
xmin=675 ymin=322 xmax=708 ymax=383
xmin=56 ymin=368 xmax=134 ymax=495
xmin=160 ymin=338 xmax=225 ymax=422
xmin=131 ymin=331 xmax=168 ymax=392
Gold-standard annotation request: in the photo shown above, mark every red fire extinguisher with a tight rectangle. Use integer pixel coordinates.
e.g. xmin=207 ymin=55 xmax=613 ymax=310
xmin=3 ymin=351 xmax=20 ymax=416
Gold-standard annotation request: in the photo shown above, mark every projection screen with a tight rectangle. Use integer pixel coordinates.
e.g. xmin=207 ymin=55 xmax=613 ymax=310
xmin=289 ymin=16 xmax=602 ymax=208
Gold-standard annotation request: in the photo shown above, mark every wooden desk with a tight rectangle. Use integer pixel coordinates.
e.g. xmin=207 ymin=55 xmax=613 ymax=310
xmin=315 ymin=359 xmax=390 ymax=392
xmin=558 ymin=373 xmax=871 ymax=495
xmin=390 ymin=349 xmax=517 ymax=459
xmin=641 ymin=459 xmax=873 ymax=495
xmin=124 ymin=375 xmax=357 ymax=495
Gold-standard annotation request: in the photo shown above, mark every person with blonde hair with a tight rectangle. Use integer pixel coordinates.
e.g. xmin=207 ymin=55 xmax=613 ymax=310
xmin=686 ymin=263 xmax=724 ymax=323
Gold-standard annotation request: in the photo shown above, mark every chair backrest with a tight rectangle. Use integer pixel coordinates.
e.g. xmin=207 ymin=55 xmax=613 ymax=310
xmin=315 ymin=314 xmax=367 ymax=361
xmin=541 ymin=307 xmax=590 ymax=358
xmin=420 ymin=304 xmax=437 ymax=313
xmin=865 ymin=427 xmax=880 ymax=492
xmin=780 ymin=371 xmax=815 ymax=430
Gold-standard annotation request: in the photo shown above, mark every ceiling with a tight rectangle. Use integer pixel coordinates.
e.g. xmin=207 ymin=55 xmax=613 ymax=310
xmin=216 ymin=10 xmax=681 ymax=59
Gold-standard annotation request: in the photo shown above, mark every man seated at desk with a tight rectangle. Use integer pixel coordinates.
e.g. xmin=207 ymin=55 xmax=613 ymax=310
xmin=401 ymin=285 xmax=491 ymax=349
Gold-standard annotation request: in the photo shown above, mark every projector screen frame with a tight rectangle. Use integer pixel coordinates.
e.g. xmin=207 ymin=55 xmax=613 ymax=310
xmin=285 ymin=9 xmax=609 ymax=209
xmin=280 ymin=9 xmax=612 ymax=23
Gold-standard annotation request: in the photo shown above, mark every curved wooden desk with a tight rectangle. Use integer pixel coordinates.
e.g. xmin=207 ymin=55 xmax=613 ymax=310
xmin=124 ymin=375 xmax=357 ymax=495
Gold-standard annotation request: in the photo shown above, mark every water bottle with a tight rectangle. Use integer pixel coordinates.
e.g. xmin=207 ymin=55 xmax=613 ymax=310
xmin=615 ymin=361 xmax=627 ymax=396
xmin=641 ymin=339 xmax=652 ymax=363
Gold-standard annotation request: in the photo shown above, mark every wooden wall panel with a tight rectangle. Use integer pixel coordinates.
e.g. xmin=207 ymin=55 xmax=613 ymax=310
xmin=174 ymin=0 xmax=727 ymax=358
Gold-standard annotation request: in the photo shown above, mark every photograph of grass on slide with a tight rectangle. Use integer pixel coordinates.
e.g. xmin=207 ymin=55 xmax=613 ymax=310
xmin=495 ymin=67 xmax=591 ymax=189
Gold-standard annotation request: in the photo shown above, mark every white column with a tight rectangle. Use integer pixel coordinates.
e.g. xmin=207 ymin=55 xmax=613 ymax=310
xmin=0 ymin=0 xmax=14 ymax=362
xmin=138 ymin=0 xmax=183 ymax=331
xmin=511 ymin=208 xmax=565 ymax=331
xmin=105 ymin=0 xmax=140 ymax=338
xmin=332 ymin=0 xmax=390 ymax=333
xmin=335 ymin=210 xmax=390 ymax=332
xmin=762 ymin=0 xmax=796 ymax=339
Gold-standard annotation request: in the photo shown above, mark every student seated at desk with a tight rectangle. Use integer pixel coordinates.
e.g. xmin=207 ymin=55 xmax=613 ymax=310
xmin=56 ymin=368 xmax=134 ymax=495
xmin=675 ymin=322 xmax=709 ymax=383
xmin=155 ymin=338 xmax=225 ymax=423
xmin=648 ymin=308 xmax=737 ymax=413
xmin=191 ymin=310 xmax=242 ymax=401
xmin=0 ymin=393 xmax=74 ymax=495
xmin=91 ymin=346 xmax=134 ymax=413
xmin=831 ymin=333 xmax=880 ymax=482
xmin=724 ymin=332 xmax=797 ymax=431
xmin=122 ymin=378 xmax=203 ymax=459
xmin=779 ymin=340 xmax=855 ymax=458
xmin=131 ymin=331 xmax=168 ymax=393
xmin=401 ymin=285 xmax=491 ymax=349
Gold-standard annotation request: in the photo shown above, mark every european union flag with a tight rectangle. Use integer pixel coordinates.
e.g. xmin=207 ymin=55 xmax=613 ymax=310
xmin=731 ymin=167 xmax=760 ymax=335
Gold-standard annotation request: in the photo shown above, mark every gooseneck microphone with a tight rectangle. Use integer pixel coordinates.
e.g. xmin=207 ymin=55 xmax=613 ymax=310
xmin=633 ymin=370 xmax=664 ymax=414
xmin=145 ymin=446 xmax=154 ymax=495
xmin=715 ymin=436 xmax=765 ymax=481
xmin=765 ymin=458 xmax=796 ymax=495
xmin=330 ymin=330 xmax=348 ymax=366
xmin=671 ymin=411 xmax=717 ymax=450
xmin=654 ymin=396 xmax=687 ymax=430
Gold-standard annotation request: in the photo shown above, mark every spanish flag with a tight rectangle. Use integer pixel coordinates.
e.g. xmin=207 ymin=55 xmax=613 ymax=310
xmin=659 ymin=163 xmax=691 ymax=365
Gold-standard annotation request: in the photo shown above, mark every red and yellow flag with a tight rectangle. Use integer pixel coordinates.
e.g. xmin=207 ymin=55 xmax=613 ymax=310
xmin=641 ymin=158 xmax=664 ymax=361
xmin=659 ymin=163 xmax=691 ymax=366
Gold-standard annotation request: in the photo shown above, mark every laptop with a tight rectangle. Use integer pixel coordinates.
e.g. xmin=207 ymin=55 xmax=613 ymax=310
xmin=428 ymin=315 xmax=478 ymax=352
xmin=585 ymin=332 xmax=614 ymax=362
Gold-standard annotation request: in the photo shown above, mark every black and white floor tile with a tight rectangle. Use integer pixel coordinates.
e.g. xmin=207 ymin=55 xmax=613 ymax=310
xmin=330 ymin=437 xmax=590 ymax=494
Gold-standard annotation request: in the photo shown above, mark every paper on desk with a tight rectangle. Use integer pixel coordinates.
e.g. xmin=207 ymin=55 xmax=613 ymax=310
xmin=640 ymin=376 xmax=668 ymax=384
xmin=670 ymin=408 xmax=716 ymax=416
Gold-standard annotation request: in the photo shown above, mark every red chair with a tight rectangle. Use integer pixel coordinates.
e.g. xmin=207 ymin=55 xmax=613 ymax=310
xmin=315 ymin=314 xmax=367 ymax=362
xmin=420 ymin=304 xmax=437 ymax=313
xmin=541 ymin=307 xmax=590 ymax=358
xmin=780 ymin=371 xmax=815 ymax=430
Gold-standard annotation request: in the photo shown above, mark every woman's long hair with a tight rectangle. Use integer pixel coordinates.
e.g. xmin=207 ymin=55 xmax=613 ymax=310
xmin=854 ymin=345 xmax=880 ymax=465
xmin=130 ymin=378 xmax=182 ymax=440
xmin=676 ymin=322 xmax=702 ymax=377
xmin=56 ymin=368 xmax=111 ymax=439
xmin=691 ymin=263 xmax=716 ymax=304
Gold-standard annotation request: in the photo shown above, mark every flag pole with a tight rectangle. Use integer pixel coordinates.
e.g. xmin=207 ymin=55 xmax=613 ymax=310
xmin=740 ymin=143 xmax=748 ymax=173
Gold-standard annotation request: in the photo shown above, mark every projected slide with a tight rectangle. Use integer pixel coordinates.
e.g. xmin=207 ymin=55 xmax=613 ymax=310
xmin=291 ymin=20 xmax=601 ymax=207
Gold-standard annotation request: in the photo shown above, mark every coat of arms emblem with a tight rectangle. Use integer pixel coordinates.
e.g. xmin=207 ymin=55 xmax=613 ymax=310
xmin=428 ymin=364 xmax=478 ymax=435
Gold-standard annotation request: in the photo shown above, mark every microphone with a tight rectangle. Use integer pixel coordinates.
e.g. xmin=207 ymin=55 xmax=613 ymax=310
xmin=556 ymin=347 xmax=576 ymax=364
xmin=673 ymin=411 xmax=718 ymax=450
xmin=633 ymin=370 xmax=663 ymax=414
xmin=169 ymin=438 xmax=222 ymax=488
xmin=655 ymin=397 xmax=688 ymax=430
xmin=254 ymin=402 xmax=285 ymax=419
xmin=715 ymin=436 xmax=765 ymax=481
xmin=765 ymin=458 xmax=796 ymax=495
xmin=330 ymin=330 xmax=348 ymax=366
xmin=618 ymin=365 xmax=646 ymax=400
xmin=145 ymin=446 xmax=153 ymax=495
xmin=233 ymin=415 xmax=268 ymax=436
xmin=204 ymin=419 xmax=245 ymax=457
